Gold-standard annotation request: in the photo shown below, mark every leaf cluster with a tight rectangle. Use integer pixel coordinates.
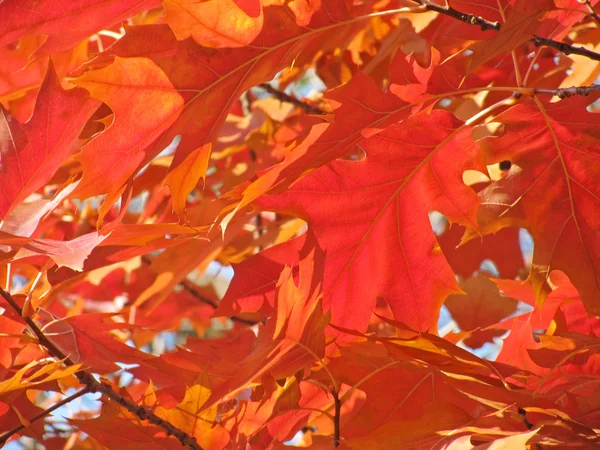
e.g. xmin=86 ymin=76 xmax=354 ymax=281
xmin=1 ymin=1 xmax=600 ymax=449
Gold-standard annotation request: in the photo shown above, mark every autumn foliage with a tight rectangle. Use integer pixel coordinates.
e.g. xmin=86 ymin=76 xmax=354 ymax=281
xmin=2 ymin=0 xmax=600 ymax=448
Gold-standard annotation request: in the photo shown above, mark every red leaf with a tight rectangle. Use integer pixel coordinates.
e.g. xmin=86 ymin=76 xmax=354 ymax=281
xmin=215 ymin=233 xmax=306 ymax=318
xmin=77 ymin=3 xmax=369 ymax=215
xmin=477 ymin=98 xmax=600 ymax=314
xmin=72 ymin=401 xmax=187 ymax=450
xmin=438 ymin=219 xmax=525 ymax=280
xmin=11 ymin=232 xmax=108 ymax=271
xmin=0 ymin=62 xmax=98 ymax=219
xmin=467 ymin=0 xmax=555 ymax=74
xmin=72 ymin=56 xmax=185 ymax=205
xmin=258 ymin=110 xmax=485 ymax=333
xmin=42 ymin=313 xmax=154 ymax=374
xmin=445 ymin=274 xmax=519 ymax=349
xmin=221 ymin=52 xmax=414 ymax=227
xmin=0 ymin=0 xmax=161 ymax=56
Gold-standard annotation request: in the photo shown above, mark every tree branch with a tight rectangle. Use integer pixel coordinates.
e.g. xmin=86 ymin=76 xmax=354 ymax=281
xmin=517 ymin=407 xmax=542 ymax=450
xmin=532 ymin=84 xmax=600 ymax=98
xmin=411 ymin=0 xmax=500 ymax=31
xmin=582 ymin=0 xmax=600 ymax=25
xmin=0 ymin=287 xmax=203 ymax=450
xmin=532 ymin=35 xmax=600 ymax=61
xmin=0 ymin=386 xmax=92 ymax=446
xmin=140 ymin=255 xmax=260 ymax=326
xmin=332 ymin=388 xmax=341 ymax=448
xmin=410 ymin=0 xmax=600 ymax=62
xmin=257 ymin=83 xmax=327 ymax=115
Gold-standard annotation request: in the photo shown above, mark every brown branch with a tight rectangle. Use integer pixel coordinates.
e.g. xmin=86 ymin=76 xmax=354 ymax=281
xmin=582 ymin=0 xmax=600 ymax=25
xmin=532 ymin=83 xmax=600 ymax=98
xmin=0 ymin=386 xmax=92 ymax=446
xmin=517 ymin=407 xmax=534 ymax=429
xmin=517 ymin=407 xmax=542 ymax=450
xmin=410 ymin=0 xmax=600 ymax=63
xmin=248 ymin=150 xmax=265 ymax=250
xmin=180 ymin=278 xmax=260 ymax=326
xmin=332 ymin=388 xmax=341 ymax=447
xmin=257 ymin=83 xmax=327 ymax=115
xmin=0 ymin=287 xmax=203 ymax=450
xmin=140 ymin=255 xmax=260 ymax=326
xmin=410 ymin=0 xmax=500 ymax=31
xmin=532 ymin=35 xmax=600 ymax=61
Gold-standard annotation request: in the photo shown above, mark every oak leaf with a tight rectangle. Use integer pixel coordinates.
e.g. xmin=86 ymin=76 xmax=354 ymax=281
xmin=445 ymin=274 xmax=519 ymax=349
xmin=477 ymin=98 xmax=600 ymax=314
xmin=0 ymin=0 xmax=161 ymax=56
xmin=257 ymin=110 xmax=485 ymax=333
xmin=467 ymin=0 xmax=555 ymax=74
xmin=77 ymin=2 xmax=370 ymax=215
xmin=164 ymin=0 xmax=263 ymax=48
xmin=0 ymin=62 xmax=98 ymax=219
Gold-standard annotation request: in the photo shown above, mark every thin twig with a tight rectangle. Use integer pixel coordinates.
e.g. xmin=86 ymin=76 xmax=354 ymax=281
xmin=0 ymin=287 xmax=203 ymax=450
xmin=517 ymin=407 xmax=542 ymax=450
xmin=140 ymin=255 xmax=260 ymax=326
xmin=582 ymin=0 xmax=600 ymax=25
xmin=533 ymin=83 xmax=600 ymax=98
xmin=410 ymin=0 xmax=600 ymax=62
xmin=532 ymin=35 xmax=600 ymax=61
xmin=248 ymin=149 xmax=265 ymax=251
xmin=181 ymin=278 xmax=260 ymax=326
xmin=410 ymin=0 xmax=500 ymax=31
xmin=332 ymin=387 xmax=341 ymax=448
xmin=257 ymin=84 xmax=327 ymax=115
xmin=0 ymin=386 xmax=92 ymax=446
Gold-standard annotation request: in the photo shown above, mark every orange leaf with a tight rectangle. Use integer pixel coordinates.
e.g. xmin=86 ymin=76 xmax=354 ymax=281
xmin=164 ymin=0 xmax=263 ymax=48
xmin=73 ymin=57 xmax=185 ymax=205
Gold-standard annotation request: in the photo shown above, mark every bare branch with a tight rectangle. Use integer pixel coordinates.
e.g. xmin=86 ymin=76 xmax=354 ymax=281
xmin=257 ymin=83 xmax=327 ymax=115
xmin=410 ymin=0 xmax=500 ymax=31
xmin=410 ymin=0 xmax=600 ymax=63
xmin=0 ymin=386 xmax=92 ymax=446
xmin=332 ymin=387 xmax=341 ymax=448
xmin=532 ymin=35 xmax=600 ymax=61
xmin=0 ymin=287 xmax=203 ymax=450
xmin=582 ymin=0 xmax=600 ymax=25
xmin=140 ymin=255 xmax=260 ymax=326
xmin=533 ymin=84 xmax=600 ymax=98
xmin=517 ymin=407 xmax=542 ymax=450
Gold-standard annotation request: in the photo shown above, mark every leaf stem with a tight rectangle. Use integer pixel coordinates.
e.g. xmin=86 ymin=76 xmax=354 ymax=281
xmin=522 ymin=48 xmax=542 ymax=86
xmin=464 ymin=95 xmax=518 ymax=126
xmin=495 ymin=0 xmax=523 ymax=86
